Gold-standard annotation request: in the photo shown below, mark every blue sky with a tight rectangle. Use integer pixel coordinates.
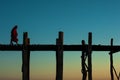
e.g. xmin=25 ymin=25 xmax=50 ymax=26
xmin=0 ymin=0 xmax=120 ymax=80
xmin=1 ymin=0 xmax=120 ymax=45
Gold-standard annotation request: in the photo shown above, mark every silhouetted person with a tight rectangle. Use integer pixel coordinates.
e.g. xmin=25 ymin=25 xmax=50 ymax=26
xmin=10 ymin=25 xmax=18 ymax=45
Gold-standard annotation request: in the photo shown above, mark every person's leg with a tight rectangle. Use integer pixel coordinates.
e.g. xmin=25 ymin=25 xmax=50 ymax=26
xmin=10 ymin=39 xmax=13 ymax=45
xmin=16 ymin=41 xmax=18 ymax=45
xmin=15 ymin=38 xmax=18 ymax=45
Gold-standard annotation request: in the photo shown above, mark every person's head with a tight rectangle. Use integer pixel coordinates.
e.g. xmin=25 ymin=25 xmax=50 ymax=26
xmin=14 ymin=25 xmax=18 ymax=29
xmin=14 ymin=25 xmax=17 ymax=28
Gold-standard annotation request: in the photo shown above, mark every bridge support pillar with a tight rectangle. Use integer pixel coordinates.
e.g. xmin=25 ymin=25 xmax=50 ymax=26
xmin=81 ymin=40 xmax=88 ymax=80
xmin=88 ymin=32 xmax=92 ymax=80
xmin=22 ymin=32 xmax=30 ymax=80
xmin=110 ymin=38 xmax=114 ymax=80
xmin=81 ymin=32 xmax=92 ymax=80
xmin=56 ymin=31 xmax=63 ymax=80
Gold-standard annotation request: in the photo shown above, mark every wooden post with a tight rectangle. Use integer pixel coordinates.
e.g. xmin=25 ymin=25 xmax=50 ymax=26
xmin=81 ymin=40 xmax=87 ymax=80
xmin=56 ymin=31 xmax=63 ymax=80
xmin=88 ymin=32 xmax=92 ymax=80
xmin=110 ymin=38 xmax=114 ymax=80
xmin=22 ymin=32 xmax=30 ymax=80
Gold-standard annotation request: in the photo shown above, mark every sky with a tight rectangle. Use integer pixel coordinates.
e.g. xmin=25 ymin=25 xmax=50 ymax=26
xmin=0 ymin=0 xmax=120 ymax=80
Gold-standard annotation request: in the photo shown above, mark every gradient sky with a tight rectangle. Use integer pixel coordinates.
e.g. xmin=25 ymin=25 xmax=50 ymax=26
xmin=0 ymin=0 xmax=120 ymax=80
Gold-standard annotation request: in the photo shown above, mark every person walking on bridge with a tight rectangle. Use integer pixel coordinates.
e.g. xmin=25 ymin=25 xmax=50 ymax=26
xmin=10 ymin=25 xmax=18 ymax=45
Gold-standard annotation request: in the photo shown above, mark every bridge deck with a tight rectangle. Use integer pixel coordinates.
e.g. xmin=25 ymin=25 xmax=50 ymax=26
xmin=0 ymin=44 xmax=120 ymax=52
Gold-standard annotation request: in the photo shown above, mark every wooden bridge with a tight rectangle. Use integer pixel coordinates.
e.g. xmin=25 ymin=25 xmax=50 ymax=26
xmin=1 ymin=44 xmax=120 ymax=51
xmin=0 ymin=31 xmax=120 ymax=80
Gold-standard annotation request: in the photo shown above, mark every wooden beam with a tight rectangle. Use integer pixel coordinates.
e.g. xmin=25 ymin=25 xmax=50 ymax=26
xmin=56 ymin=31 xmax=63 ymax=80
xmin=88 ymin=32 xmax=92 ymax=80
xmin=110 ymin=38 xmax=114 ymax=80
xmin=0 ymin=44 xmax=120 ymax=51
xmin=81 ymin=40 xmax=87 ymax=80
xmin=22 ymin=32 xmax=30 ymax=80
